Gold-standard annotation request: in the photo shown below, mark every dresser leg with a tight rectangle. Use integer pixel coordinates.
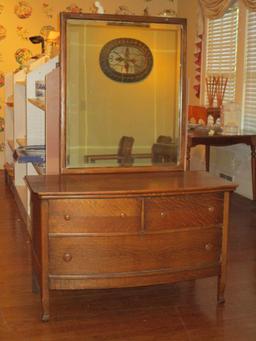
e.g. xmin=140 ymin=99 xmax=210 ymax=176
xmin=217 ymin=274 xmax=225 ymax=304
xmin=41 ymin=312 xmax=50 ymax=322
xmin=41 ymin=301 xmax=50 ymax=322
xmin=32 ymin=272 xmax=40 ymax=294
xmin=41 ymin=289 xmax=50 ymax=321
xmin=218 ymin=191 xmax=230 ymax=304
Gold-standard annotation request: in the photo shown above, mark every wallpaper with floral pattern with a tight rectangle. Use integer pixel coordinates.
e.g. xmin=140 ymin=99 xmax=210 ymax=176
xmin=0 ymin=0 xmax=177 ymax=165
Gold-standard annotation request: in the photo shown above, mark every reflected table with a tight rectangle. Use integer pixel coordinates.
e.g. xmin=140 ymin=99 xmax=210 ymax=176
xmin=187 ymin=131 xmax=256 ymax=200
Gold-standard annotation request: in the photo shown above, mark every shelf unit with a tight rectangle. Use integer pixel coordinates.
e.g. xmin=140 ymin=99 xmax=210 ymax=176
xmin=16 ymin=137 xmax=27 ymax=147
xmin=4 ymin=55 xmax=59 ymax=231
xmin=27 ymin=98 xmax=46 ymax=111
xmin=4 ymin=73 xmax=15 ymax=185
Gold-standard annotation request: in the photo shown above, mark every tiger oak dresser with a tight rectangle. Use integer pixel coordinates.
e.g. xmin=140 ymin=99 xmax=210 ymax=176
xmin=25 ymin=171 xmax=236 ymax=321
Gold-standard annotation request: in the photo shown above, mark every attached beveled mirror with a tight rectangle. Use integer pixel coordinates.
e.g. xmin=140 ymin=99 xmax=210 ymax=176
xmin=60 ymin=13 xmax=187 ymax=173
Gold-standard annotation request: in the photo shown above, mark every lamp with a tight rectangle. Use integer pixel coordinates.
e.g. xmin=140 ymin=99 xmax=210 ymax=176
xmin=29 ymin=35 xmax=45 ymax=54
xmin=47 ymin=30 xmax=60 ymax=41
xmin=46 ymin=31 xmax=60 ymax=57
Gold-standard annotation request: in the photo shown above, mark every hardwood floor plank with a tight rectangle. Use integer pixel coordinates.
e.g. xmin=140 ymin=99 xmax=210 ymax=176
xmin=0 ymin=171 xmax=255 ymax=340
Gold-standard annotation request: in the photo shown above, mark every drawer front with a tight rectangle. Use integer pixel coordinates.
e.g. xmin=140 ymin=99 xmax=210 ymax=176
xmin=49 ymin=228 xmax=221 ymax=275
xmin=49 ymin=198 xmax=141 ymax=233
xmin=145 ymin=193 xmax=223 ymax=231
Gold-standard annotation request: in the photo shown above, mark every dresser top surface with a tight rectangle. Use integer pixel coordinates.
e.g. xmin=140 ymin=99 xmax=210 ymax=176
xmin=25 ymin=171 xmax=236 ymax=198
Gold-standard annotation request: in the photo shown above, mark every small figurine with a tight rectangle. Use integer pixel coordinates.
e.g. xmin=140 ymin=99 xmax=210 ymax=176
xmin=215 ymin=117 xmax=221 ymax=126
xmin=93 ymin=1 xmax=104 ymax=14
xmin=207 ymin=114 xmax=214 ymax=127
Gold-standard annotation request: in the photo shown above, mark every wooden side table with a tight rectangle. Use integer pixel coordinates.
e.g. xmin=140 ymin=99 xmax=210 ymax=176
xmin=187 ymin=131 xmax=256 ymax=200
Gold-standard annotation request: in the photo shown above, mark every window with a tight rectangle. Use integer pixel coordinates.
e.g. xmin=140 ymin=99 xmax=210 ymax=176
xmin=205 ymin=6 xmax=239 ymax=105
xmin=243 ymin=10 xmax=256 ymax=132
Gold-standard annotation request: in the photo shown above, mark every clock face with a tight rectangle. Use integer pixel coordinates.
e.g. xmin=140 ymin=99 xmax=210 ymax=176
xmin=99 ymin=38 xmax=153 ymax=83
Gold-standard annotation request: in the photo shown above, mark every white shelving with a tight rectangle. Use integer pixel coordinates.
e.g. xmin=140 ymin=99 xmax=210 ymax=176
xmin=4 ymin=55 xmax=59 ymax=229
xmin=4 ymin=73 xmax=14 ymax=178
xmin=13 ymin=68 xmax=27 ymax=189
xmin=26 ymin=56 xmax=58 ymax=147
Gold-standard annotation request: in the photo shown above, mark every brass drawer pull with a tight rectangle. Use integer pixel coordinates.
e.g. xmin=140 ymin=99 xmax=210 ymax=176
xmin=208 ymin=206 xmax=215 ymax=213
xmin=64 ymin=214 xmax=71 ymax=221
xmin=205 ymin=243 xmax=213 ymax=251
xmin=63 ymin=253 xmax=72 ymax=262
xmin=120 ymin=212 xmax=126 ymax=218
xmin=160 ymin=211 xmax=166 ymax=218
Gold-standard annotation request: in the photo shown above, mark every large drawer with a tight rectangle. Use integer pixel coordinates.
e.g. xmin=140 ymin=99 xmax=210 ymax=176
xmin=49 ymin=228 xmax=221 ymax=275
xmin=145 ymin=193 xmax=223 ymax=231
xmin=49 ymin=198 xmax=142 ymax=233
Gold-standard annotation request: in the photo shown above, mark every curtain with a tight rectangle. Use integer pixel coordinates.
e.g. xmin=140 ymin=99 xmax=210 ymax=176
xmin=242 ymin=0 xmax=256 ymax=10
xmin=199 ymin=0 xmax=236 ymax=19
xmin=194 ymin=0 xmax=256 ymax=99
xmin=193 ymin=3 xmax=204 ymax=98
xmin=199 ymin=0 xmax=256 ymax=19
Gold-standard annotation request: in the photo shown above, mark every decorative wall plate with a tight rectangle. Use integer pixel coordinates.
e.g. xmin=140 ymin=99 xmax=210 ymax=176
xmin=99 ymin=38 xmax=153 ymax=83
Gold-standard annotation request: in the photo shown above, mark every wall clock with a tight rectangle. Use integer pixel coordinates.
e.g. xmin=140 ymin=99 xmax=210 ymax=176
xmin=99 ymin=38 xmax=153 ymax=83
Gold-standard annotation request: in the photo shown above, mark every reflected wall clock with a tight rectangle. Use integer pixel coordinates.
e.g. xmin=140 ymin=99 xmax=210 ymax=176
xmin=99 ymin=38 xmax=153 ymax=83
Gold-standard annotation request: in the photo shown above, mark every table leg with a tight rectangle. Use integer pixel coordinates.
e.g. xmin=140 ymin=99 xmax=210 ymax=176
xmin=186 ymin=145 xmax=191 ymax=170
xmin=205 ymin=145 xmax=210 ymax=172
xmin=251 ymin=143 xmax=256 ymax=200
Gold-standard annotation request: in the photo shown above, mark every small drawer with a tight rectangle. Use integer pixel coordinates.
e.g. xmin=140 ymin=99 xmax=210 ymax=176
xmin=145 ymin=193 xmax=223 ymax=230
xmin=49 ymin=198 xmax=142 ymax=233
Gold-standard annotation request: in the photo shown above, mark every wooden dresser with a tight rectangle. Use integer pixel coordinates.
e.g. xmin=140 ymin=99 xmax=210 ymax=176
xmin=25 ymin=171 xmax=236 ymax=321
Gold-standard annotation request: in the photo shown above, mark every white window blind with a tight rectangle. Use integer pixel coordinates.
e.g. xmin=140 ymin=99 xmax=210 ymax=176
xmin=206 ymin=6 xmax=239 ymax=105
xmin=243 ymin=10 xmax=256 ymax=132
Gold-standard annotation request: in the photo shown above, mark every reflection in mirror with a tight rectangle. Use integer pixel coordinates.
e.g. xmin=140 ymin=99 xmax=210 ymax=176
xmin=65 ymin=17 xmax=184 ymax=169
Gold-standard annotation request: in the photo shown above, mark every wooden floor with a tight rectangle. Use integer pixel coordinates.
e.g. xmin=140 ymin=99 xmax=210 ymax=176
xmin=0 ymin=172 xmax=256 ymax=341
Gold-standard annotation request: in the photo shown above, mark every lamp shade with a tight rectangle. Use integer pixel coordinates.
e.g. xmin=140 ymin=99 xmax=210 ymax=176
xmin=47 ymin=31 xmax=60 ymax=41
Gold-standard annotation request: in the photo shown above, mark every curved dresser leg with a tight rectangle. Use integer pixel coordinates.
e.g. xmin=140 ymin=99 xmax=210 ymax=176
xmin=41 ymin=312 xmax=50 ymax=322
xmin=217 ymin=274 xmax=225 ymax=304
xmin=32 ymin=272 xmax=40 ymax=294
xmin=41 ymin=288 xmax=50 ymax=321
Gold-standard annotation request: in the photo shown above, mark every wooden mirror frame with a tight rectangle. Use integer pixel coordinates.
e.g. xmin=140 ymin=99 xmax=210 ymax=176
xmin=60 ymin=12 xmax=187 ymax=174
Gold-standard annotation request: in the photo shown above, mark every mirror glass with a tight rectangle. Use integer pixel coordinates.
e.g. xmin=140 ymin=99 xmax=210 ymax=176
xmin=65 ymin=17 xmax=185 ymax=170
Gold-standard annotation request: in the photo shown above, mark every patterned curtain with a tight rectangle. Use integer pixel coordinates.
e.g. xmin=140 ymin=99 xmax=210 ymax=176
xmin=193 ymin=0 xmax=256 ymax=99
xmin=193 ymin=3 xmax=204 ymax=98
xmin=199 ymin=0 xmax=256 ymax=19
xmin=199 ymin=0 xmax=236 ymax=19
xmin=242 ymin=0 xmax=256 ymax=10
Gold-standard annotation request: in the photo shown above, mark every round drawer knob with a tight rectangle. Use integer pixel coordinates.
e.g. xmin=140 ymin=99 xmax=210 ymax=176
xmin=120 ymin=212 xmax=126 ymax=218
xmin=208 ymin=206 xmax=215 ymax=213
xmin=205 ymin=243 xmax=213 ymax=251
xmin=63 ymin=253 xmax=72 ymax=262
xmin=160 ymin=211 xmax=166 ymax=218
xmin=64 ymin=214 xmax=71 ymax=221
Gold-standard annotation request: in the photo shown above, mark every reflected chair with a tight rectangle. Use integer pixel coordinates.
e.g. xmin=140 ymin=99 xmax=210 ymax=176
xmin=156 ymin=135 xmax=173 ymax=144
xmin=85 ymin=136 xmax=135 ymax=166
xmin=152 ymin=135 xmax=177 ymax=164
xmin=117 ymin=136 xmax=135 ymax=166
